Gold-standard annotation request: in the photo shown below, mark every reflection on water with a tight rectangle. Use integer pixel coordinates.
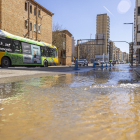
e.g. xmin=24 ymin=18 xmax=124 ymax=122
xmin=1 ymin=64 xmax=140 ymax=140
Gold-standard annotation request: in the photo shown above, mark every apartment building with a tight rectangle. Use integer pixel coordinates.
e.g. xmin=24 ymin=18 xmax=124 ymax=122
xmin=116 ymin=48 xmax=121 ymax=61
xmin=109 ymin=41 xmax=116 ymax=61
xmin=133 ymin=0 xmax=140 ymax=65
xmin=95 ymin=14 xmax=110 ymax=56
xmin=52 ymin=30 xmax=72 ymax=65
xmin=77 ymin=40 xmax=95 ymax=62
xmin=0 ymin=0 xmax=54 ymax=44
xmin=71 ymin=37 xmax=75 ymax=61
xmin=122 ymin=52 xmax=129 ymax=62
xmin=129 ymin=42 xmax=136 ymax=63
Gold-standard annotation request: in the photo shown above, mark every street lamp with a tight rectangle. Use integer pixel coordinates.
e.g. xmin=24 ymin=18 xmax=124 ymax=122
xmin=124 ymin=23 xmax=133 ymax=66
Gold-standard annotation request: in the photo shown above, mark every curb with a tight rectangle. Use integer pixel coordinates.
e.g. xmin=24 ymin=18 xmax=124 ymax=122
xmin=134 ymin=69 xmax=140 ymax=77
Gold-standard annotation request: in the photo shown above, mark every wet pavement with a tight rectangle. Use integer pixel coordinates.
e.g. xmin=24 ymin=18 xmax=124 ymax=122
xmin=1 ymin=64 xmax=140 ymax=140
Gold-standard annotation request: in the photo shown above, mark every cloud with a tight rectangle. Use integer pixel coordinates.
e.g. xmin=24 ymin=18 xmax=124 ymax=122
xmin=103 ymin=6 xmax=114 ymax=16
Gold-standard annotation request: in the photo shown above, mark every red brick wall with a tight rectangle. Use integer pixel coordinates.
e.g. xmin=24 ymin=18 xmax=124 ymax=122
xmin=1 ymin=0 xmax=52 ymax=44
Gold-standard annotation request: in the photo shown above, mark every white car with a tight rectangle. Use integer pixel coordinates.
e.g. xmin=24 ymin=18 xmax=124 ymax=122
xmin=100 ymin=61 xmax=105 ymax=64
xmin=77 ymin=59 xmax=88 ymax=66
xmin=94 ymin=61 xmax=100 ymax=65
xmin=120 ymin=61 xmax=124 ymax=64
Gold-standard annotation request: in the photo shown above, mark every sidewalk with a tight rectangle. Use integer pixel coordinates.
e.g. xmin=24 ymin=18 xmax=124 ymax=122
xmin=129 ymin=64 xmax=140 ymax=77
xmin=0 ymin=64 xmax=95 ymax=84
xmin=133 ymin=66 xmax=140 ymax=77
xmin=0 ymin=63 xmax=109 ymax=84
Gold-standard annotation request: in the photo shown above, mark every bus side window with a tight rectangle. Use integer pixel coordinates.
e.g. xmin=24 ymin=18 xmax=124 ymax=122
xmin=45 ymin=47 xmax=49 ymax=57
xmin=43 ymin=47 xmax=47 ymax=57
xmin=41 ymin=46 xmax=48 ymax=57
xmin=50 ymin=49 xmax=55 ymax=58
xmin=40 ymin=46 xmax=44 ymax=56
xmin=0 ymin=37 xmax=12 ymax=52
xmin=12 ymin=40 xmax=22 ymax=53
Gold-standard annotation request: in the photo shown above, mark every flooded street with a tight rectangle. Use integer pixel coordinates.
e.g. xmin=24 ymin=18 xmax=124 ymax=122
xmin=1 ymin=64 xmax=140 ymax=140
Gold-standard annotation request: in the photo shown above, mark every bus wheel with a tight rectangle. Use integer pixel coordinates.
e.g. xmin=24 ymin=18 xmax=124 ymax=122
xmin=1 ymin=57 xmax=11 ymax=68
xmin=43 ymin=60 xmax=48 ymax=67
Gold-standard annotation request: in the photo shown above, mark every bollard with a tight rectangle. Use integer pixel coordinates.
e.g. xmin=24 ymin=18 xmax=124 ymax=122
xmin=101 ymin=63 xmax=103 ymax=68
xmin=106 ymin=63 xmax=108 ymax=67
xmin=113 ymin=63 xmax=114 ymax=66
xmin=92 ymin=62 xmax=96 ymax=68
xmin=74 ymin=60 xmax=80 ymax=70
xmin=110 ymin=63 xmax=111 ymax=67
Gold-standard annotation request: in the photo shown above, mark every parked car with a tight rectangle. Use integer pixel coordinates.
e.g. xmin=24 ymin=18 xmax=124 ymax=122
xmin=100 ymin=61 xmax=105 ymax=64
xmin=120 ymin=61 xmax=124 ymax=64
xmin=112 ymin=61 xmax=116 ymax=64
xmin=77 ymin=59 xmax=88 ymax=66
xmin=94 ymin=61 xmax=100 ymax=65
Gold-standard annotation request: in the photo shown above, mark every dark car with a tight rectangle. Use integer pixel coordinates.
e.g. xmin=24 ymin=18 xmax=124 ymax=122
xmin=112 ymin=61 xmax=116 ymax=64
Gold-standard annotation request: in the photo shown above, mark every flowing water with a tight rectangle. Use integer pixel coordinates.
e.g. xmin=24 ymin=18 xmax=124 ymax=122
xmin=0 ymin=64 xmax=140 ymax=140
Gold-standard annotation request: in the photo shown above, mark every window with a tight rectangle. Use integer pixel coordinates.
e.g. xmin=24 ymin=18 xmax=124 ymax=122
xmin=34 ymin=23 xmax=36 ymax=32
xmin=138 ymin=25 xmax=140 ymax=33
xmin=0 ymin=37 xmax=12 ymax=52
xmin=34 ymin=7 xmax=36 ymax=16
xmin=137 ymin=42 xmax=140 ymax=45
xmin=38 ymin=25 xmax=41 ymax=33
xmin=138 ymin=7 xmax=140 ymax=15
xmin=12 ymin=40 xmax=22 ymax=53
xmin=41 ymin=47 xmax=57 ymax=58
xmin=25 ymin=2 xmax=27 ymax=11
xmin=30 ymin=22 xmax=32 ymax=31
xmin=30 ymin=5 xmax=32 ymax=13
xmin=63 ymin=42 xmax=66 ymax=49
xmin=22 ymin=42 xmax=31 ymax=54
xmin=25 ymin=20 xmax=28 ymax=29
xmin=38 ymin=9 xmax=41 ymax=17
xmin=41 ymin=46 xmax=49 ymax=56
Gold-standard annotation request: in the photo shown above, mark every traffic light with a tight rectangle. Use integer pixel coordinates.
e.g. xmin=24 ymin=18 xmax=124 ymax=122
xmin=109 ymin=41 xmax=111 ymax=46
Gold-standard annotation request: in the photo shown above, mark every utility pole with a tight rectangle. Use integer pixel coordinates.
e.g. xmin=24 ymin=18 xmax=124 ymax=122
xmin=124 ymin=23 xmax=133 ymax=66
xmin=77 ymin=40 xmax=79 ymax=60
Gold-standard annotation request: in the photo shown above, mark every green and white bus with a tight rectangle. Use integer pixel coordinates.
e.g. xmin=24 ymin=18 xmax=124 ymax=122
xmin=0 ymin=30 xmax=58 ymax=68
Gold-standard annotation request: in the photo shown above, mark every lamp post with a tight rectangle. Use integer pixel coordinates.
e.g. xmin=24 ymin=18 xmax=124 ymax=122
xmin=124 ymin=23 xmax=133 ymax=66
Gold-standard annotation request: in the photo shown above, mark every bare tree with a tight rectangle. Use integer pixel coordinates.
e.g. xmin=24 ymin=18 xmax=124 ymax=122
xmin=52 ymin=23 xmax=65 ymax=50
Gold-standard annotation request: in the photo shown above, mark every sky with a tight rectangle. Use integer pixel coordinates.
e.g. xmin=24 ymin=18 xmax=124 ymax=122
xmin=35 ymin=0 xmax=135 ymax=53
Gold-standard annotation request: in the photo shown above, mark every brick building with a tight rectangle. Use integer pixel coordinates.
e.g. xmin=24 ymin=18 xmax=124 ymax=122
xmin=53 ymin=30 xmax=72 ymax=65
xmin=95 ymin=14 xmax=110 ymax=55
xmin=109 ymin=41 xmax=116 ymax=61
xmin=0 ymin=0 xmax=54 ymax=44
xmin=77 ymin=41 xmax=95 ymax=62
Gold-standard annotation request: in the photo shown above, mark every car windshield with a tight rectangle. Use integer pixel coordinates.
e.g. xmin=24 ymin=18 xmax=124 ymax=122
xmin=78 ymin=59 xmax=84 ymax=61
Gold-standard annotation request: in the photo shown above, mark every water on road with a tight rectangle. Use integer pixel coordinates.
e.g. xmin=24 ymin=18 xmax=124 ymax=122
xmin=1 ymin=64 xmax=140 ymax=140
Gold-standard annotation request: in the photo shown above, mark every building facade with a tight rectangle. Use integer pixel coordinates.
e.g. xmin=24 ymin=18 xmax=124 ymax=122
xmin=71 ymin=37 xmax=75 ymax=62
xmin=134 ymin=0 xmax=140 ymax=65
xmin=77 ymin=40 xmax=95 ymax=62
xmin=95 ymin=14 xmax=110 ymax=56
xmin=109 ymin=41 xmax=116 ymax=61
xmin=116 ymin=48 xmax=122 ymax=61
xmin=53 ymin=30 xmax=72 ymax=65
xmin=0 ymin=0 xmax=54 ymax=44
xmin=122 ymin=52 xmax=129 ymax=62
